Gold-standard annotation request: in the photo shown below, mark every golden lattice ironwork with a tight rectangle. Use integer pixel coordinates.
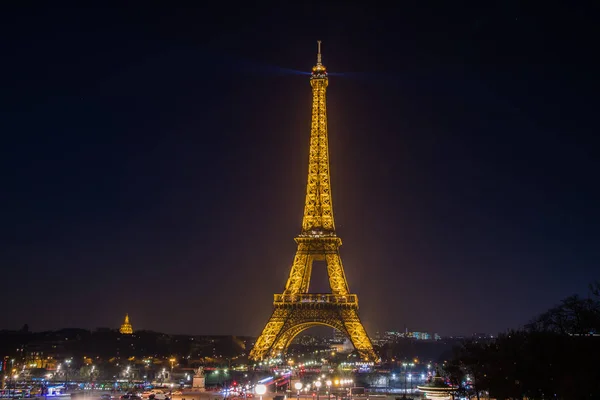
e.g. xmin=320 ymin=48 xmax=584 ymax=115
xmin=249 ymin=42 xmax=378 ymax=362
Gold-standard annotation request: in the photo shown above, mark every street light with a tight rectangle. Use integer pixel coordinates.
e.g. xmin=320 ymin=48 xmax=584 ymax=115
xmin=90 ymin=365 xmax=96 ymax=392
xmin=12 ymin=374 xmax=19 ymax=399
xmin=255 ymin=384 xmax=267 ymax=400
xmin=315 ymin=381 xmax=322 ymax=400
xmin=326 ymin=380 xmax=332 ymax=400
xmin=65 ymin=359 xmax=72 ymax=392
xmin=294 ymin=382 xmax=303 ymax=400
xmin=408 ymin=363 xmax=414 ymax=392
xmin=402 ymin=363 xmax=414 ymax=396
xmin=10 ymin=359 xmax=15 ymax=398
xmin=169 ymin=358 xmax=176 ymax=380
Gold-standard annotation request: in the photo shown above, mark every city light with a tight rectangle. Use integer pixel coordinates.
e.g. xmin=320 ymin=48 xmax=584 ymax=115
xmin=255 ymin=383 xmax=267 ymax=400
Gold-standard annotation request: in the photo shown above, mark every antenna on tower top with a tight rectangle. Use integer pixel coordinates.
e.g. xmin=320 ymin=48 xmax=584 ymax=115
xmin=317 ymin=40 xmax=322 ymax=65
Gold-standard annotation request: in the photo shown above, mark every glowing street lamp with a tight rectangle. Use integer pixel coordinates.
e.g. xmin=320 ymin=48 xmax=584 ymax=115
xmin=255 ymin=384 xmax=267 ymax=400
xmin=326 ymin=380 xmax=332 ymax=400
xmin=65 ymin=359 xmax=72 ymax=392
xmin=401 ymin=363 xmax=414 ymax=394
xmin=294 ymin=382 xmax=303 ymax=400
xmin=315 ymin=381 xmax=322 ymax=400
xmin=13 ymin=371 xmax=19 ymax=397
xmin=169 ymin=358 xmax=176 ymax=377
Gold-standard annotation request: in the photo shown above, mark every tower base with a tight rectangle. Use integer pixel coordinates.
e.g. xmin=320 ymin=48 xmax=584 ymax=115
xmin=250 ymin=294 xmax=377 ymax=362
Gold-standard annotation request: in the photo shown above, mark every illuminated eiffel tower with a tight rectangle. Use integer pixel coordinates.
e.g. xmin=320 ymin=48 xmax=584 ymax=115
xmin=249 ymin=42 xmax=378 ymax=362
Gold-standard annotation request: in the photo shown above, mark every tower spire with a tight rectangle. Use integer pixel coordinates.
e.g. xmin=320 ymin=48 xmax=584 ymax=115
xmin=317 ymin=40 xmax=322 ymax=65
xmin=304 ymin=40 xmax=332 ymax=233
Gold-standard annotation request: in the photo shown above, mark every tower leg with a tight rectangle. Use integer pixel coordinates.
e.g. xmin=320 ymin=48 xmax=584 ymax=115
xmin=284 ymin=246 xmax=311 ymax=294
xmin=341 ymin=309 xmax=379 ymax=361
xmin=325 ymin=251 xmax=349 ymax=295
xmin=249 ymin=308 xmax=290 ymax=361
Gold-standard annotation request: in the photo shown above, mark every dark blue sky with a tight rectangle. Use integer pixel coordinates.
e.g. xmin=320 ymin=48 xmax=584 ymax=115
xmin=1 ymin=3 xmax=597 ymax=337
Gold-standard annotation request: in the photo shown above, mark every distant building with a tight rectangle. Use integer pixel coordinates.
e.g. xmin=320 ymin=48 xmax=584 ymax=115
xmin=329 ymin=338 xmax=354 ymax=353
xmin=119 ymin=313 xmax=133 ymax=335
xmin=383 ymin=331 xmax=403 ymax=342
xmin=332 ymin=328 xmax=346 ymax=343
xmin=411 ymin=332 xmax=430 ymax=340
xmin=472 ymin=332 xmax=494 ymax=340
xmin=377 ymin=330 xmax=442 ymax=343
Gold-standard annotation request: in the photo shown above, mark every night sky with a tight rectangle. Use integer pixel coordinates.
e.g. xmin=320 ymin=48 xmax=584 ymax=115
xmin=1 ymin=3 xmax=597 ymax=337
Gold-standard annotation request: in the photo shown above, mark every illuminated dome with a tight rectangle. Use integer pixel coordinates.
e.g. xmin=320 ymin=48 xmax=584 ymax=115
xmin=119 ymin=313 xmax=133 ymax=334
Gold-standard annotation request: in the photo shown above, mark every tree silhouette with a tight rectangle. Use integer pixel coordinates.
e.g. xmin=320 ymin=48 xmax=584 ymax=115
xmin=445 ymin=282 xmax=600 ymax=399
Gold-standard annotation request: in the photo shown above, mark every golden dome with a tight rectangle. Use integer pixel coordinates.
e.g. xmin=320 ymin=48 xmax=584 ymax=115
xmin=119 ymin=313 xmax=133 ymax=334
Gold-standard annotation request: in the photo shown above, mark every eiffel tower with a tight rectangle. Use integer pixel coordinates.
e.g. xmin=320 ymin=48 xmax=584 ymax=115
xmin=249 ymin=42 xmax=378 ymax=362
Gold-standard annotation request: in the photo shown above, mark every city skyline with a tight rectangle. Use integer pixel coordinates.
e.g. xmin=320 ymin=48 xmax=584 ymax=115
xmin=0 ymin=315 xmax=483 ymax=342
xmin=1 ymin=3 xmax=597 ymax=338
